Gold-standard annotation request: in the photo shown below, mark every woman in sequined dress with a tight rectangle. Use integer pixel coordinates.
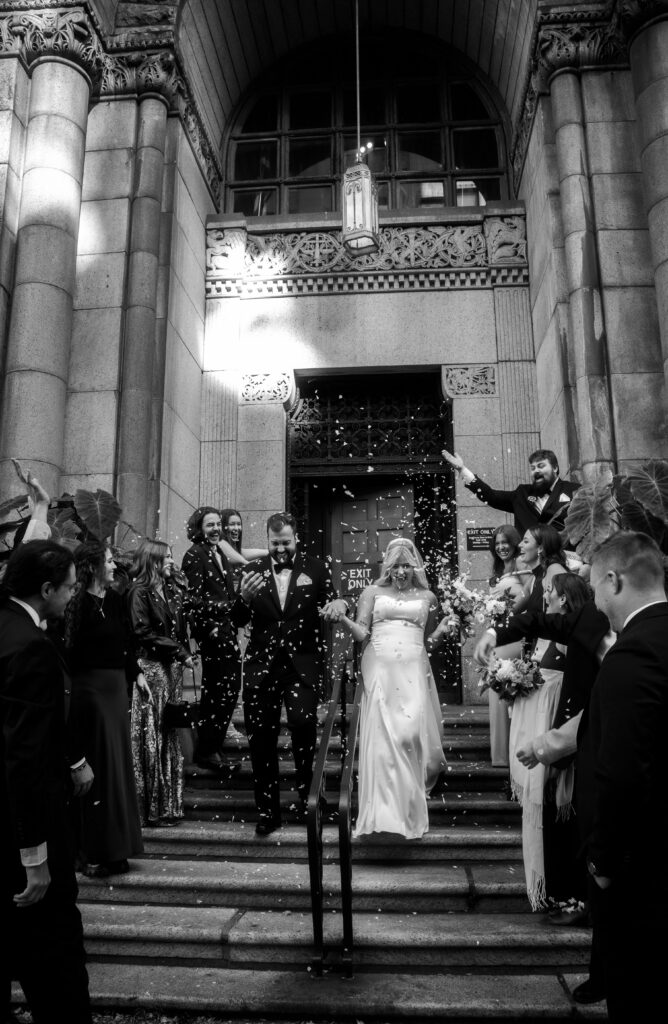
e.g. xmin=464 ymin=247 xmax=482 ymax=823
xmin=127 ymin=541 xmax=193 ymax=826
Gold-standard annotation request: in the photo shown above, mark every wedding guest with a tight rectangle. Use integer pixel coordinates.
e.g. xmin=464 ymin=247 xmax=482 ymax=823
xmin=218 ymin=508 xmax=268 ymax=584
xmin=581 ymin=532 xmax=668 ymax=1020
xmin=442 ymin=448 xmax=579 ymax=534
xmin=517 ymin=525 xmax=566 ymax=614
xmin=1 ymin=541 xmax=92 ymax=1024
xmin=128 ymin=541 xmax=193 ymax=826
xmin=64 ymin=542 xmax=148 ymax=877
xmin=181 ymin=507 xmax=242 ymax=774
xmin=338 ymin=538 xmax=448 ymax=839
xmin=486 ymin=525 xmax=525 ymax=767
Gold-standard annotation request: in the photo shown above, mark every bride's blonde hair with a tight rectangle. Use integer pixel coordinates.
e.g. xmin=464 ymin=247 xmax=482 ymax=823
xmin=377 ymin=537 xmax=429 ymax=590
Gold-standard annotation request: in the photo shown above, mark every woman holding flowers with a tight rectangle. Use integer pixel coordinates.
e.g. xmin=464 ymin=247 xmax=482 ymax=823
xmin=338 ymin=538 xmax=448 ymax=839
xmin=486 ymin=526 xmax=525 ymax=766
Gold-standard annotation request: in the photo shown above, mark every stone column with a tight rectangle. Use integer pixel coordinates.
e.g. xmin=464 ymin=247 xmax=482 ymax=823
xmin=550 ymin=71 xmax=616 ymax=482
xmin=628 ymin=16 xmax=668 ymax=393
xmin=115 ymin=95 xmax=168 ymax=536
xmin=0 ymin=57 xmax=90 ymax=499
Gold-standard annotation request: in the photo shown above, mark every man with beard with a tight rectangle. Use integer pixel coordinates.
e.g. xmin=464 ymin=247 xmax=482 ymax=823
xmin=1 ymin=540 xmax=92 ymax=1024
xmin=441 ymin=448 xmax=579 ymax=535
xmin=182 ymin=507 xmax=242 ymax=775
xmin=234 ymin=512 xmax=347 ymax=835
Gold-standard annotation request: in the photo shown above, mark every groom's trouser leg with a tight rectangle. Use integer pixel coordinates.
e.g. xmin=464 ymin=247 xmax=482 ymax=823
xmin=243 ymin=668 xmax=283 ymax=821
xmin=281 ymin=668 xmax=318 ymax=805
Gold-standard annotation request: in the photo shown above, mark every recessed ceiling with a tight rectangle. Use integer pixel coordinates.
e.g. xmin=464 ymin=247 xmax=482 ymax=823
xmin=176 ymin=1 xmax=538 ymax=159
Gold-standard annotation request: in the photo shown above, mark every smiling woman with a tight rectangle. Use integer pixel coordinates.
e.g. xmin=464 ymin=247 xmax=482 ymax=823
xmin=338 ymin=537 xmax=449 ymax=839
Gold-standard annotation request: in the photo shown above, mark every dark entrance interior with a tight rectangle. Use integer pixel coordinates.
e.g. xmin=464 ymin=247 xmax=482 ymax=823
xmin=287 ymin=372 xmax=461 ymax=701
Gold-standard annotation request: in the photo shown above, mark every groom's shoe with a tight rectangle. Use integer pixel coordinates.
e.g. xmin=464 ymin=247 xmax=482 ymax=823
xmin=255 ymin=816 xmax=281 ymax=836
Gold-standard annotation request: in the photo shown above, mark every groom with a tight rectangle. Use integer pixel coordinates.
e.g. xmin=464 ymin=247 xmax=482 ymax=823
xmin=235 ymin=513 xmax=347 ymax=835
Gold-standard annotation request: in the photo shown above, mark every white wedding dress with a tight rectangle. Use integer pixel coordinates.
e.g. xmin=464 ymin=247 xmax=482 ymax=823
xmin=353 ymin=593 xmax=445 ymax=839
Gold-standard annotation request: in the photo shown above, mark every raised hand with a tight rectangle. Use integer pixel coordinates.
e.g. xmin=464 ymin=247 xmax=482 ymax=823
xmin=441 ymin=449 xmax=464 ymax=472
xmin=12 ymin=459 xmax=50 ymax=506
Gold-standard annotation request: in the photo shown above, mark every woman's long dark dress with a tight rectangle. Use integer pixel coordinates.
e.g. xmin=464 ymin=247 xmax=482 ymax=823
xmin=69 ymin=589 xmax=143 ymax=865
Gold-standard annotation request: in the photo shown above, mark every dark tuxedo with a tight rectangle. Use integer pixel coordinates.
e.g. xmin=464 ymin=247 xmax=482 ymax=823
xmin=0 ymin=601 xmax=91 ymax=1023
xmin=577 ymin=602 xmax=668 ymax=1020
xmin=233 ymin=551 xmax=338 ymax=822
xmin=465 ymin=475 xmax=579 ymax=534
xmin=181 ymin=542 xmax=241 ymax=759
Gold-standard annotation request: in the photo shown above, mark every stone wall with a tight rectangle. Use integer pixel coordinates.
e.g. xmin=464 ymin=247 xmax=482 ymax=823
xmin=158 ymin=120 xmax=215 ymax=559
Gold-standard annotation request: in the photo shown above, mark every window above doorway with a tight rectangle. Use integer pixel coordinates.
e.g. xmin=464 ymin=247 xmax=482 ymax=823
xmin=225 ymin=33 xmax=508 ymax=217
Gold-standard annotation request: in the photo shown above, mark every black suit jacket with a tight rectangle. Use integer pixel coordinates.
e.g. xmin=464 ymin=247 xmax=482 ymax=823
xmin=496 ymin=600 xmax=609 ymax=733
xmin=0 ymin=601 xmax=75 ymax=882
xmin=578 ymin=603 xmax=668 ymax=881
xmin=234 ymin=551 xmax=337 ymax=697
xmin=466 ymin=476 xmax=580 ymax=534
xmin=181 ymin=542 xmax=237 ymax=646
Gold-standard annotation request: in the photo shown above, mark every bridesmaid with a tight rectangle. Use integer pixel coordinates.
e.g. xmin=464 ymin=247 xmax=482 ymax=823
xmin=486 ymin=525 xmax=524 ymax=768
xmin=64 ymin=541 xmax=148 ymax=877
xmin=127 ymin=540 xmax=194 ymax=827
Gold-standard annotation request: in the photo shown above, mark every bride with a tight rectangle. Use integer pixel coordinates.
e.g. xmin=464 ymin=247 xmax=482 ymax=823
xmin=338 ymin=538 xmax=450 ymax=839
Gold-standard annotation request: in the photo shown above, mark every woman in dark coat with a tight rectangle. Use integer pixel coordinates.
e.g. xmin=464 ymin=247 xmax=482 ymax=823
xmin=64 ymin=541 xmax=148 ymax=877
xmin=127 ymin=540 xmax=193 ymax=826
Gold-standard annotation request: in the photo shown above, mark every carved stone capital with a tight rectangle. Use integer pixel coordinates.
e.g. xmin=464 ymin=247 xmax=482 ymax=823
xmin=0 ymin=5 xmax=104 ymax=82
xmin=441 ymin=365 xmax=497 ymax=399
xmin=241 ymin=372 xmax=295 ymax=407
xmin=511 ymin=4 xmax=631 ymax=192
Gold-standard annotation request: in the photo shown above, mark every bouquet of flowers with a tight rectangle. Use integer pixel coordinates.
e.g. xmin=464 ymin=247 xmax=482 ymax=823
xmin=478 ymin=653 xmax=544 ymax=703
xmin=480 ymin=587 xmax=517 ymax=629
xmin=435 ymin=565 xmax=486 ymax=640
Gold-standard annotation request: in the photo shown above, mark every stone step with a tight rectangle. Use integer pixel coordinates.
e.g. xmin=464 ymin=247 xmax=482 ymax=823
xmin=80 ymin=905 xmax=590 ymax=970
xmin=185 ymin=761 xmax=509 ymax=792
xmin=216 ymin=731 xmax=493 ymax=760
xmin=77 ymin=858 xmax=527 ymax=913
xmin=41 ymin=962 xmax=600 ymax=1022
xmin=184 ymin=789 xmax=521 ymax=825
xmin=141 ymin=820 xmax=522 ymax=861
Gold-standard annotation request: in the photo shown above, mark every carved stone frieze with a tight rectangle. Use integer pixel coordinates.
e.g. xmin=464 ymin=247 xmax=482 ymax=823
xmin=206 ymin=217 xmax=527 ymax=296
xmin=442 ymin=365 xmax=497 ymax=399
xmin=241 ymin=372 xmax=294 ymax=406
xmin=484 ymin=217 xmax=527 ymax=265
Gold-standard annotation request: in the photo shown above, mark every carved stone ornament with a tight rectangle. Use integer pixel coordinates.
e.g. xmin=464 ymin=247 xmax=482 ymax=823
xmin=442 ymin=365 xmax=497 ymax=398
xmin=241 ymin=372 xmax=294 ymax=405
xmin=0 ymin=5 xmax=104 ymax=80
xmin=206 ymin=217 xmax=528 ymax=296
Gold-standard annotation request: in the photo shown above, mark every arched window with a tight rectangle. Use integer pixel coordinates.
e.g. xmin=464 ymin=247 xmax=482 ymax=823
xmin=225 ymin=32 xmax=509 ymax=216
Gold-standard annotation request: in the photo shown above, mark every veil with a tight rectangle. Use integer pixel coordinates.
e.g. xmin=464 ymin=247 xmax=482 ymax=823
xmin=376 ymin=537 xmax=429 ymax=589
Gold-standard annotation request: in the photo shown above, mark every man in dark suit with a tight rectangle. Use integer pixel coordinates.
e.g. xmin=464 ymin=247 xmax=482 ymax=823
xmin=442 ymin=447 xmax=579 ymax=534
xmin=235 ymin=512 xmax=347 ymax=835
xmin=182 ymin=506 xmax=242 ymax=774
xmin=581 ymin=532 xmax=668 ymax=1021
xmin=0 ymin=541 xmax=92 ymax=1024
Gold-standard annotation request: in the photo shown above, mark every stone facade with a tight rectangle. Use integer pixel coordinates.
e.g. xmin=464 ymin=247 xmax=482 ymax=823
xmin=1 ymin=1 xmax=668 ymax=703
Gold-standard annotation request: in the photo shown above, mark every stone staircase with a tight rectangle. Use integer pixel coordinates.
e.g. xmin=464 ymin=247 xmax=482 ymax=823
xmin=66 ymin=707 xmax=602 ymax=1021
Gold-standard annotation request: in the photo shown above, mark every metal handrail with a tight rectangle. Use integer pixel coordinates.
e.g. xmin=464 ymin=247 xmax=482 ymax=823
xmin=337 ymin=666 xmax=363 ymax=978
xmin=306 ymin=661 xmax=350 ymax=975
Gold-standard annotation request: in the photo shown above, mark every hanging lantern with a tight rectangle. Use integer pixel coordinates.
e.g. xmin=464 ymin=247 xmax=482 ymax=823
xmin=341 ymin=0 xmax=379 ymax=256
xmin=342 ymin=161 xmax=379 ymax=255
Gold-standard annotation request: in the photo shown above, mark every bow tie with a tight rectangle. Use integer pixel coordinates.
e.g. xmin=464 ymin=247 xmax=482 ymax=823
xmin=273 ymin=563 xmax=293 ymax=574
